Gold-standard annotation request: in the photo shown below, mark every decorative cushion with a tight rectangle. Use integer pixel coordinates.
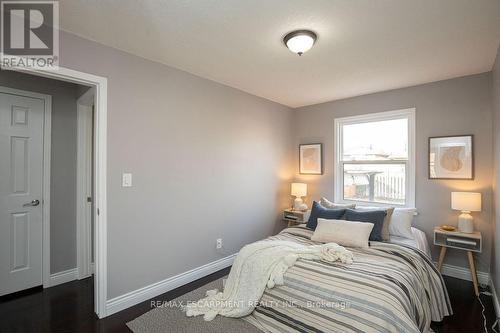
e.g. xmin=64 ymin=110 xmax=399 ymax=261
xmin=311 ymin=218 xmax=374 ymax=248
xmin=306 ymin=201 xmax=346 ymax=230
xmin=355 ymin=206 xmax=395 ymax=241
xmin=389 ymin=208 xmax=417 ymax=239
xmin=344 ymin=209 xmax=387 ymax=241
xmin=320 ymin=197 xmax=356 ymax=209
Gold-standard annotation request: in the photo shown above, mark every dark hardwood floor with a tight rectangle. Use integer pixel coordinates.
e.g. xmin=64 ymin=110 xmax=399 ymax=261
xmin=0 ymin=269 xmax=497 ymax=333
xmin=432 ymin=277 xmax=497 ymax=333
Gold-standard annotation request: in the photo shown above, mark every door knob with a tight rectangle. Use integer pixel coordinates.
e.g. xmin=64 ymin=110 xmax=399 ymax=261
xmin=23 ymin=199 xmax=40 ymax=207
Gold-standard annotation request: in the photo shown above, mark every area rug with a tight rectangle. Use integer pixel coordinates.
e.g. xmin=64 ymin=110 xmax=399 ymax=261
xmin=126 ymin=277 xmax=262 ymax=333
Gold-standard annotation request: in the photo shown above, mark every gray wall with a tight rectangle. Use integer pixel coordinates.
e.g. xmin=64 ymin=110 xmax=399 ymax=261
xmin=492 ymin=45 xmax=500 ymax=294
xmin=58 ymin=32 xmax=293 ymax=299
xmin=0 ymin=70 xmax=82 ymax=274
xmin=292 ymin=73 xmax=493 ymax=272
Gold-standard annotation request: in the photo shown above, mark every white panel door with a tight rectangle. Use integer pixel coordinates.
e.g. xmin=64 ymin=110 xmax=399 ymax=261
xmin=0 ymin=91 xmax=44 ymax=296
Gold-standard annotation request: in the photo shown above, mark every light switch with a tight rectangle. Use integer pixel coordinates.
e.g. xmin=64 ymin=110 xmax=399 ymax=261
xmin=122 ymin=173 xmax=132 ymax=187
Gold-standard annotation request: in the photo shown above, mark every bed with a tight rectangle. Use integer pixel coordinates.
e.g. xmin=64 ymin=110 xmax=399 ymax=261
xmin=242 ymin=226 xmax=451 ymax=333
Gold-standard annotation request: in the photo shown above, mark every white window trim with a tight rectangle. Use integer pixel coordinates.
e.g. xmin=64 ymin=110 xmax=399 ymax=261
xmin=334 ymin=108 xmax=416 ymax=208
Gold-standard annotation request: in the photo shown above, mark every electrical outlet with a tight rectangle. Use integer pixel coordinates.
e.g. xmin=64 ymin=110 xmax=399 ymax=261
xmin=216 ymin=238 xmax=223 ymax=249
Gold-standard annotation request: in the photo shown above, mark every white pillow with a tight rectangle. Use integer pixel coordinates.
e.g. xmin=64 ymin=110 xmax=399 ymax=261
xmin=355 ymin=206 xmax=395 ymax=241
xmin=320 ymin=197 xmax=356 ymax=209
xmin=311 ymin=218 xmax=374 ymax=248
xmin=389 ymin=208 xmax=417 ymax=239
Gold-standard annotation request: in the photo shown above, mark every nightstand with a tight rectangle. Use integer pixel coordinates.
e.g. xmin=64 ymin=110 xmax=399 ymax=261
xmin=434 ymin=227 xmax=482 ymax=296
xmin=283 ymin=209 xmax=311 ymax=227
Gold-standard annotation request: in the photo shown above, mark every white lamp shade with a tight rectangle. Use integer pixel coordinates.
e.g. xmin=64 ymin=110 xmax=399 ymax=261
xmin=291 ymin=183 xmax=307 ymax=197
xmin=451 ymin=192 xmax=481 ymax=212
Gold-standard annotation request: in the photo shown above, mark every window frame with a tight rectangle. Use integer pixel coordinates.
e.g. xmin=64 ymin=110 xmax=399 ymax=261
xmin=334 ymin=108 xmax=416 ymax=208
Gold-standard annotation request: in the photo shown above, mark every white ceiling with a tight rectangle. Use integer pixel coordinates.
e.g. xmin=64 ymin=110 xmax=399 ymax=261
xmin=60 ymin=0 xmax=500 ymax=108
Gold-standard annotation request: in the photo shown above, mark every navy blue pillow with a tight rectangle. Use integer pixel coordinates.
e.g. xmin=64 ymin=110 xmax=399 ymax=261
xmin=344 ymin=209 xmax=387 ymax=241
xmin=306 ymin=201 xmax=346 ymax=230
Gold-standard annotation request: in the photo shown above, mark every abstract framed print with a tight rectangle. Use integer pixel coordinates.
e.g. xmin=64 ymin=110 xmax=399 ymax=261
xmin=299 ymin=143 xmax=323 ymax=175
xmin=429 ymin=135 xmax=473 ymax=180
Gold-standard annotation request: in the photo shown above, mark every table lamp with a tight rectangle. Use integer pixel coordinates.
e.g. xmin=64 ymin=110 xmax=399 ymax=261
xmin=451 ymin=192 xmax=481 ymax=233
xmin=291 ymin=183 xmax=308 ymax=211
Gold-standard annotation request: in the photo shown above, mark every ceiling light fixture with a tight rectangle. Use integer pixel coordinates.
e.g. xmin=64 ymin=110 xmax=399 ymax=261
xmin=283 ymin=30 xmax=317 ymax=56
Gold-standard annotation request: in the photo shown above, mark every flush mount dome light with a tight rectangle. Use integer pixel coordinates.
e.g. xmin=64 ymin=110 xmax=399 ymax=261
xmin=283 ymin=30 xmax=317 ymax=56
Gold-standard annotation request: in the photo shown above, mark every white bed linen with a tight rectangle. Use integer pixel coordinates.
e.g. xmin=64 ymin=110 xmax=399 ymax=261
xmin=389 ymin=227 xmax=431 ymax=257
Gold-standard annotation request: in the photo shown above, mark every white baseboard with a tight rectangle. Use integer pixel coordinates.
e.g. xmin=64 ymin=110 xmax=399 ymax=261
xmin=49 ymin=268 xmax=78 ymax=287
xmin=490 ymin=279 xmax=500 ymax=319
xmin=106 ymin=254 xmax=236 ymax=316
xmin=436 ymin=262 xmax=489 ymax=285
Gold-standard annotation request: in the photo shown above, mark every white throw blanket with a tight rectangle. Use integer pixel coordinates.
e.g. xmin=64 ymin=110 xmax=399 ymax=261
xmin=184 ymin=240 xmax=353 ymax=321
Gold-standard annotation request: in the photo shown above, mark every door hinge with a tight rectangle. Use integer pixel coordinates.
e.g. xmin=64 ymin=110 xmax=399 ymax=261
xmin=87 ymin=196 xmax=92 ymax=203
xmin=97 ymin=208 xmax=100 ymax=216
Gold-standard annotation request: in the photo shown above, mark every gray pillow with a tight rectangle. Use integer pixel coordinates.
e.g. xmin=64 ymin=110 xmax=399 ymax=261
xmin=355 ymin=206 xmax=394 ymax=241
xmin=306 ymin=201 xmax=346 ymax=230
xmin=344 ymin=209 xmax=387 ymax=242
xmin=320 ymin=197 xmax=356 ymax=209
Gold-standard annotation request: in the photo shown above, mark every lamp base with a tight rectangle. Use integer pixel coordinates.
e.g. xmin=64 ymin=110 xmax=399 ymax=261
xmin=458 ymin=211 xmax=474 ymax=233
xmin=293 ymin=197 xmax=308 ymax=211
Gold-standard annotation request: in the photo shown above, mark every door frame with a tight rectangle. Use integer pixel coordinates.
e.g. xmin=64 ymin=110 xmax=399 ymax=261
xmin=76 ymin=87 xmax=94 ymax=280
xmin=0 ymin=85 xmax=52 ymax=290
xmin=9 ymin=66 xmax=108 ymax=318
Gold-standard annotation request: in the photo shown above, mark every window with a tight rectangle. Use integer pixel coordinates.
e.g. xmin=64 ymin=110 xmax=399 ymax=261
xmin=334 ymin=109 xmax=415 ymax=207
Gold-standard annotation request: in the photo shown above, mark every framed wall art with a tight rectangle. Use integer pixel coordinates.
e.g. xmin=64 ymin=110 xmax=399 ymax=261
xmin=299 ymin=143 xmax=323 ymax=175
xmin=429 ymin=135 xmax=473 ymax=180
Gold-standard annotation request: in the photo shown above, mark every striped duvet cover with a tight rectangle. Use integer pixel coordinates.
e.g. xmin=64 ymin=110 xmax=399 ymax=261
xmin=244 ymin=226 xmax=452 ymax=333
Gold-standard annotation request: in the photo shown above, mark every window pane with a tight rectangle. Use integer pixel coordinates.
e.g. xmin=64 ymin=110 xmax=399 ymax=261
xmin=342 ymin=118 xmax=408 ymax=161
xmin=343 ymin=164 xmax=406 ymax=205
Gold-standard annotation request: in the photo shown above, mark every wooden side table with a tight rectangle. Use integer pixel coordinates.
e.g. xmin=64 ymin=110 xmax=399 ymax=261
xmin=283 ymin=209 xmax=311 ymax=227
xmin=433 ymin=227 xmax=482 ymax=296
